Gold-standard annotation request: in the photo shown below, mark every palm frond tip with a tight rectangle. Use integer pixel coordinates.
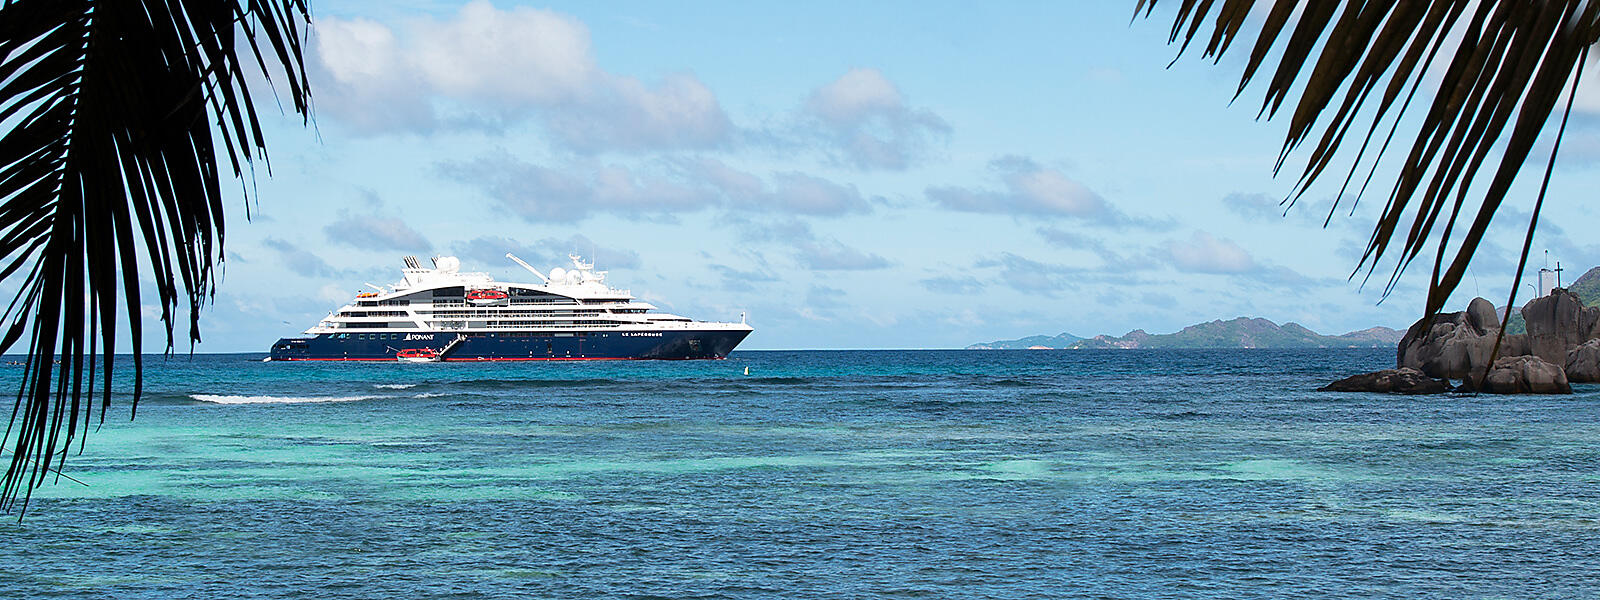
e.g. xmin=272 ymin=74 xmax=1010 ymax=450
xmin=1141 ymin=0 xmax=1600 ymax=318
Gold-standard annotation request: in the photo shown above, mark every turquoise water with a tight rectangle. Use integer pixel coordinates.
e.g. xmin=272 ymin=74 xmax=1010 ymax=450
xmin=4 ymin=349 xmax=1600 ymax=598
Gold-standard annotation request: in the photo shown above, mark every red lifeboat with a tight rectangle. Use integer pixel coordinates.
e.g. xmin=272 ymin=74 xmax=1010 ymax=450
xmin=396 ymin=348 xmax=439 ymax=362
xmin=465 ymin=289 xmax=508 ymax=303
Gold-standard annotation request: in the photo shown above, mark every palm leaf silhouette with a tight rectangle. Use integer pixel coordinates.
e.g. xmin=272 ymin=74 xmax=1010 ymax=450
xmin=1140 ymin=1 xmax=1599 ymax=331
xmin=0 ymin=0 xmax=310 ymax=512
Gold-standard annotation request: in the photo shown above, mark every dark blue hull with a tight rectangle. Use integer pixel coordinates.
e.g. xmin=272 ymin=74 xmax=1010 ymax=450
xmin=269 ymin=329 xmax=750 ymax=361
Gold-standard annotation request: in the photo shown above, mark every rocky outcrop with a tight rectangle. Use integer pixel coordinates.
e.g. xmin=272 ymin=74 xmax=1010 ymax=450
xmin=1397 ymin=291 xmax=1600 ymax=387
xmin=1468 ymin=355 xmax=1572 ymax=394
xmin=1466 ymin=296 xmax=1500 ymax=333
xmin=1521 ymin=289 xmax=1600 ymax=365
xmin=1344 ymin=279 xmax=1600 ymax=393
xmin=1566 ymin=339 xmax=1600 ymax=383
xmin=1397 ymin=307 xmax=1499 ymax=381
xmin=1318 ymin=368 xmax=1450 ymax=394
xmin=1500 ymin=333 xmax=1532 ymax=358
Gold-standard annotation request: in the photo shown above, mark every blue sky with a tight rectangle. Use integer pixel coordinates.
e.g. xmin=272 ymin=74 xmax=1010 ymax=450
xmin=167 ymin=1 xmax=1600 ymax=352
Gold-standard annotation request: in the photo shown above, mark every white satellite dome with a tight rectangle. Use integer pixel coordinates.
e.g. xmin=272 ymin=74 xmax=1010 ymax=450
xmin=548 ymin=267 xmax=567 ymax=283
xmin=435 ymin=256 xmax=460 ymax=273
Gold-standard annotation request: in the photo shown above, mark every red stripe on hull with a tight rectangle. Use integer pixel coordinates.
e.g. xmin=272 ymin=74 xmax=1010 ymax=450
xmin=274 ymin=356 xmax=727 ymax=362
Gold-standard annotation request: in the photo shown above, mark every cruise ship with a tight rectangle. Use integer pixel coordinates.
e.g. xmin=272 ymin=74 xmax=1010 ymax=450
xmin=268 ymin=254 xmax=752 ymax=361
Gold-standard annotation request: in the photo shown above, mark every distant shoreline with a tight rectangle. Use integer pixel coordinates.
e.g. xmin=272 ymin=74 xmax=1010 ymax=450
xmin=2 ymin=347 xmax=1399 ymax=360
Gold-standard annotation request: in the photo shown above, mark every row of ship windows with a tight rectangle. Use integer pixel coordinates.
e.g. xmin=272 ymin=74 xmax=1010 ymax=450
xmin=423 ymin=311 xmax=614 ymax=318
xmin=480 ymin=320 xmax=632 ymax=327
xmin=430 ymin=299 xmax=578 ymax=307
xmin=331 ymin=332 xmax=596 ymax=340
xmin=336 ymin=309 xmax=639 ymax=318
xmin=338 ymin=321 xmax=631 ymax=329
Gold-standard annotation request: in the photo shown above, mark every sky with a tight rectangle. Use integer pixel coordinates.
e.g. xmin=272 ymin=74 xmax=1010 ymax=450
xmin=156 ymin=0 xmax=1600 ymax=352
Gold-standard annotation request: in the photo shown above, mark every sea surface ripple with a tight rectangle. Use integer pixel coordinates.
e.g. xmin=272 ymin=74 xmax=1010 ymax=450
xmin=3 ymin=349 xmax=1599 ymax=599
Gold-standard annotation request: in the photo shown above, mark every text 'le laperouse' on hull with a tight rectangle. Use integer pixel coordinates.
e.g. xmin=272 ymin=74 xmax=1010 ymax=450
xmin=268 ymin=253 xmax=752 ymax=362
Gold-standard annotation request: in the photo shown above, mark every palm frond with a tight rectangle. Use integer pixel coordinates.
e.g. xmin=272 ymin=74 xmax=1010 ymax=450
xmin=0 ymin=0 xmax=311 ymax=513
xmin=1141 ymin=0 xmax=1600 ymax=319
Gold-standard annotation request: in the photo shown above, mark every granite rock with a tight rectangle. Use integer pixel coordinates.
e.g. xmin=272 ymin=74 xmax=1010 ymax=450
xmin=1565 ymin=339 xmax=1600 ymax=384
xmin=1470 ymin=355 xmax=1572 ymax=395
xmin=1466 ymin=296 xmax=1499 ymax=334
xmin=1521 ymin=289 xmax=1600 ymax=365
xmin=1318 ymin=368 xmax=1450 ymax=394
xmin=1397 ymin=304 xmax=1499 ymax=381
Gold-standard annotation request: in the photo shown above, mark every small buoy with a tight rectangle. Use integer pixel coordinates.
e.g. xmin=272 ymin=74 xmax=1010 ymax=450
xmin=743 ymin=366 xmax=750 ymax=376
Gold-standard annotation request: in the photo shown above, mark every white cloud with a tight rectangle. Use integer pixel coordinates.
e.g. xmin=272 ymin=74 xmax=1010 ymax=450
xmin=1220 ymin=192 xmax=1288 ymax=221
xmin=803 ymin=68 xmax=950 ymax=170
xmin=765 ymin=172 xmax=871 ymax=216
xmin=533 ymin=234 xmax=642 ymax=270
xmin=1005 ymin=165 xmax=1103 ymax=215
xmin=710 ymin=264 xmax=779 ymax=292
xmin=795 ymin=239 xmax=891 ymax=270
xmin=263 ymin=238 xmax=346 ymax=278
xmin=442 ymin=154 xmax=870 ymax=222
xmin=311 ymin=1 xmax=731 ymax=150
xmin=974 ymin=253 xmax=1077 ymax=294
xmin=450 ymin=234 xmax=641 ymax=272
xmin=920 ymin=275 xmax=982 ymax=295
xmin=929 ymin=156 xmax=1163 ymax=228
xmin=1164 ymin=231 xmax=1257 ymax=274
xmin=548 ymin=74 xmax=730 ymax=152
xmin=1035 ymin=227 xmax=1139 ymax=270
xmin=449 ymin=236 xmax=544 ymax=268
xmin=806 ymin=285 xmax=848 ymax=309
xmin=322 ymin=214 xmax=431 ymax=252
xmin=318 ymin=284 xmax=352 ymax=306
xmin=686 ymin=159 xmax=871 ymax=217
xmin=438 ymin=155 xmax=709 ymax=222
xmin=807 ymin=68 xmax=906 ymax=123
xmin=1221 ymin=191 xmax=1374 ymax=232
xmin=737 ymin=218 xmax=890 ymax=271
xmin=683 ymin=157 xmax=764 ymax=200
xmin=411 ymin=2 xmax=595 ymax=105
xmin=313 ymin=17 xmax=435 ymax=133
xmin=317 ymin=18 xmax=402 ymax=85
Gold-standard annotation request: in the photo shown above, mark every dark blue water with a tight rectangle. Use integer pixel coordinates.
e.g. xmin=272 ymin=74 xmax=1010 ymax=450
xmin=4 ymin=349 xmax=1599 ymax=598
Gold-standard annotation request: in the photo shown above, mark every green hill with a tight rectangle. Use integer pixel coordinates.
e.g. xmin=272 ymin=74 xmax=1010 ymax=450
xmin=966 ymin=332 xmax=1084 ymax=349
xmin=970 ymin=318 xmax=1403 ymax=350
xmin=1572 ymin=266 xmax=1600 ymax=307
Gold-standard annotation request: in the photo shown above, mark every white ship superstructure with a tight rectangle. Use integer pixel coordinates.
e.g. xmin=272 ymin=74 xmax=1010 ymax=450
xmin=270 ymin=254 xmax=751 ymax=361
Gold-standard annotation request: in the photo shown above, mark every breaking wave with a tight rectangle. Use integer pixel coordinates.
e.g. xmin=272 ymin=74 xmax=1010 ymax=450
xmin=190 ymin=394 xmax=380 ymax=405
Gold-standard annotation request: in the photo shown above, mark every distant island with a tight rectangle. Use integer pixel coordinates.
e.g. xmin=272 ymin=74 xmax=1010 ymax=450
xmin=968 ymin=317 xmax=1404 ymax=350
xmin=971 ymin=267 xmax=1600 ymax=351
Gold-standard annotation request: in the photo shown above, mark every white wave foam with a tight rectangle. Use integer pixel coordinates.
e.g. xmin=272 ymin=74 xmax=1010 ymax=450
xmin=374 ymin=384 xmax=418 ymax=390
xmin=413 ymin=392 xmax=448 ymax=398
xmin=191 ymin=394 xmax=378 ymax=405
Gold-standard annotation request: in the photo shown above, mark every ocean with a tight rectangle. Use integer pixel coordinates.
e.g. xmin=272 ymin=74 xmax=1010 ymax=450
xmin=3 ymin=349 xmax=1598 ymax=599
